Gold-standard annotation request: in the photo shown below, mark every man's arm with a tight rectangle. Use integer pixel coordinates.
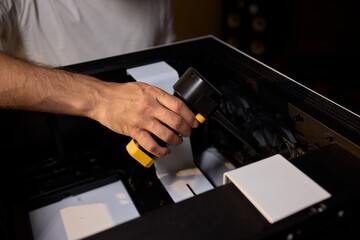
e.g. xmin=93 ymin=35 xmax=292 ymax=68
xmin=0 ymin=52 xmax=198 ymax=157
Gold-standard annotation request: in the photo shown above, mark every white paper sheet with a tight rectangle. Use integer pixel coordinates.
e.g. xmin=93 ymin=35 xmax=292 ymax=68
xmin=155 ymin=137 xmax=214 ymax=202
xmin=126 ymin=61 xmax=179 ymax=94
xmin=29 ymin=180 xmax=140 ymax=240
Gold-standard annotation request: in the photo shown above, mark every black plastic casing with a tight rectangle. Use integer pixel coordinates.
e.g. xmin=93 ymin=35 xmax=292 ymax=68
xmin=173 ymin=67 xmax=222 ymax=119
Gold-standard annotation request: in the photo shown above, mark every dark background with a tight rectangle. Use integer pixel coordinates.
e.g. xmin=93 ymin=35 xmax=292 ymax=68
xmin=173 ymin=0 xmax=360 ymax=114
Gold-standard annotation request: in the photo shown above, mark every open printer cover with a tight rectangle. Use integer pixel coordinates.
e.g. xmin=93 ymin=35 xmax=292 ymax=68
xmin=0 ymin=36 xmax=359 ymax=240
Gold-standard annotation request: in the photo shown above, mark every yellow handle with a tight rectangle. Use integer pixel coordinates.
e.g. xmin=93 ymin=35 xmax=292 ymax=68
xmin=126 ymin=113 xmax=206 ymax=167
xmin=126 ymin=139 xmax=154 ymax=168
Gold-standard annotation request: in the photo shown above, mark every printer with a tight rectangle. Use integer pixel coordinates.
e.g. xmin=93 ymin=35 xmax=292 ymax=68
xmin=0 ymin=36 xmax=359 ymax=240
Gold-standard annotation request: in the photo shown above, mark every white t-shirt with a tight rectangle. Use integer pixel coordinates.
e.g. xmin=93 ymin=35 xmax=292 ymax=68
xmin=0 ymin=0 xmax=175 ymax=66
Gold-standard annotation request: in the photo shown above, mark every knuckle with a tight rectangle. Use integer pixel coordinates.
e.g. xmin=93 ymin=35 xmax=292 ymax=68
xmin=146 ymin=142 xmax=158 ymax=154
xmin=170 ymin=115 xmax=183 ymax=130
xmin=131 ymin=115 xmax=143 ymax=125
xmin=144 ymin=84 xmax=159 ymax=95
xmin=162 ymin=131 xmax=174 ymax=143
xmin=131 ymin=129 xmax=144 ymax=140
xmin=138 ymin=98 xmax=151 ymax=109
xmin=172 ymin=97 xmax=184 ymax=111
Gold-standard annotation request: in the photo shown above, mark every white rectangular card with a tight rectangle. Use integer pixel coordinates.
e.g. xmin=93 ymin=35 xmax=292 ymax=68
xmin=224 ymin=154 xmax=331 ymax=223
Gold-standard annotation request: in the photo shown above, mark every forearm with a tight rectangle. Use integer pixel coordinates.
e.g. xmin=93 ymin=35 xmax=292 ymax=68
xmin=0 ymin=52 xmax=105 ymax=117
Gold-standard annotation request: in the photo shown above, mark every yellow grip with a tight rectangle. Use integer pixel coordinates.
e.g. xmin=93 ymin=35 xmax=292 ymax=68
xmin=126 ymin=139 xmax=154 ymax=168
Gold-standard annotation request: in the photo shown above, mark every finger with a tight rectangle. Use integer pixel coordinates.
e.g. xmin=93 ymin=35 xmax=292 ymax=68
xmin=134 ymin=130 xmax=171 ymax=158
xmin=158 ymin=110 xmax=192 ymax=138
xmin=156 ymin=91 xmax=199 ymax=129
xmin=149 ymin=119 xmax=184 ymax=146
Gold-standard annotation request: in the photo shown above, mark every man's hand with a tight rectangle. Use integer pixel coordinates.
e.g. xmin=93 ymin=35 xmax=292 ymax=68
xmin=89 ymin=81 xmax=199 ymax=157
